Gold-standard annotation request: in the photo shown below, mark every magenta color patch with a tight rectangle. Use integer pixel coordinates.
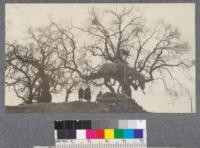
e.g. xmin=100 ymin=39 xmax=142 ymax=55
xmin=86 ymin=129 xmax=96 ymax=139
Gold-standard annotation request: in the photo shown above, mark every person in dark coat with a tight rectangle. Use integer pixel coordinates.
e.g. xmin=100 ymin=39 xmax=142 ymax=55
xmin=96 ymin=91 xmax=102 ymax=98
xmin=84 ymin=86 xmax=91 ymax=102
xmin=96 ymin=91 xmax=102 ymax=103
xmin=78 ymin=87 xmax=84 ymax=102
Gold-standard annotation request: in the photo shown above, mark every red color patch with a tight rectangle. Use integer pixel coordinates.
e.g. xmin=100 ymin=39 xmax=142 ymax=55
xmin=95 ymin=129 xmax=104 ymax=139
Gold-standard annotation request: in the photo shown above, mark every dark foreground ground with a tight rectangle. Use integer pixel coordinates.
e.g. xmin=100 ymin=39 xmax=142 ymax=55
xmin=5 ymin=101 xmax=147 ymax=113
xmin=6 ymin=93 xmax=147 ymax=113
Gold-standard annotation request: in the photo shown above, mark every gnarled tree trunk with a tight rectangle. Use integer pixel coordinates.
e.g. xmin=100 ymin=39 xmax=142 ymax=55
xmin=37 ymin=69 xmax=52 ymax=103
xmin=85 ymin=62 xmax=145 ymax=97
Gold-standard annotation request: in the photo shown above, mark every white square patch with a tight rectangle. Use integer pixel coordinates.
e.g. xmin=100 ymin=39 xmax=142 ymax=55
xmin=76 ymin=130 xmax=86 ymax=139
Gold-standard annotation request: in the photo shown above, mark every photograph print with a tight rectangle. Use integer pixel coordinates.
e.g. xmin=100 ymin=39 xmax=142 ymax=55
xmin=5 ymin=3 xmax=195 ymax=113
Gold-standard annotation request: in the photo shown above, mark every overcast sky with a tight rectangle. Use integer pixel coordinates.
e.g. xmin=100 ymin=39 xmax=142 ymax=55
xmin=5 ymin=3 xmax=195 ymax=113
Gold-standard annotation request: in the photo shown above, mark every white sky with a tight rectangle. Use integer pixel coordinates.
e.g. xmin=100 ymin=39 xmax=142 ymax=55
xmin=5 ymin=3 xmax=195 ymax=113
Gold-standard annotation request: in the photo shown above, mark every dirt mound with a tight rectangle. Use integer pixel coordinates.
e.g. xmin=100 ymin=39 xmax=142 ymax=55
xmin=6 ymin=93 xmax=146 ymax=113
xmin=97 ymin=92 xmax=131 ymax=103
xmin=96 ymin=92 xmax=146 ymax=112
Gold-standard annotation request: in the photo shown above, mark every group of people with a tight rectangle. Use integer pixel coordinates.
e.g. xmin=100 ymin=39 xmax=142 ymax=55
xmin=78 ymin=86 xmax=91 ymax=102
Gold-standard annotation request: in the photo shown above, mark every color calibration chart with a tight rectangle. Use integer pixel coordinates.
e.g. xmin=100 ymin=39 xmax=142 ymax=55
xmin=54 ymin=120 xmax=147 ymax=148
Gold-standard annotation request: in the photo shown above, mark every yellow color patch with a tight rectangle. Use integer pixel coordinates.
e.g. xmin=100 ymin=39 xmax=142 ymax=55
xmin=104 ymin=129 xmax=114 ymax=139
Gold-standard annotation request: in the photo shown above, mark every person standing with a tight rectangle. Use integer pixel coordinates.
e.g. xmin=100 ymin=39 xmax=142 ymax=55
xmin=78 ymin=87 xmax=84 ymax=102
xmin=96 ymin=91 xmax=102 ymax=103
xmin=96 ymin=91 xmax=102 ymax=99
xmin=84 ymin=86 xmax=91 ymax=102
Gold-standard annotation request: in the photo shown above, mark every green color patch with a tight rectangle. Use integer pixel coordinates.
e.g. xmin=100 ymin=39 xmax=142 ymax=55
xmin=114 ymin=129 xmax=124 ymax=139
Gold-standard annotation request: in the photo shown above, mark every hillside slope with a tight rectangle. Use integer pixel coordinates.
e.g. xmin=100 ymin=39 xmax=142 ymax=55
xmin=6 ymin=93 xmax=147 ymax=113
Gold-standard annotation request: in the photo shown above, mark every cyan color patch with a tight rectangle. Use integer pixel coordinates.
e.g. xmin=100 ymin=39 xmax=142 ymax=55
xmin=123 ymin=129 xmax=134 ymax=139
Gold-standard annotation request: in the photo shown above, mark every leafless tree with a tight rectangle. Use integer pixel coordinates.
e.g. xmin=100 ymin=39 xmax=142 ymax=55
xmin=5 ymin=25 xmax=64 ymax=103
xmin=73 ymin=8 xmax=193 ymax=97
xmin=5 ymin=7 xmax=194 ymax=104
xmin=6 ymin=46 xmax=39 ymax=104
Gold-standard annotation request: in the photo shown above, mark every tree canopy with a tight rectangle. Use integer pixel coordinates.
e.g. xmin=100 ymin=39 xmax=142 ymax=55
xmin=5 ymin=7 xmax=194 ymax=104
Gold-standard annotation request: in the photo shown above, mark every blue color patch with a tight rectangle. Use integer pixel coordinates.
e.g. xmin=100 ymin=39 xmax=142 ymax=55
xmin=134 ymin=129 xmax=143 ymax=138
xmin=123 ymin=129 xmax=134 ymax=139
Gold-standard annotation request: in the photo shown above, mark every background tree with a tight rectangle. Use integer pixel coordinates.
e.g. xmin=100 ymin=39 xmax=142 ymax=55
xmin=5 ymin=25 xmax=63 ymax=103
xmin=51 ymin=22 xmax=104 ymax=101
xmin=5 ymin=7 xmax=194 ymax=104
xmin=6 ymin=46 xmax=39 ymax=104
xmin=73 ymin=8 xmax=193 ymax=97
